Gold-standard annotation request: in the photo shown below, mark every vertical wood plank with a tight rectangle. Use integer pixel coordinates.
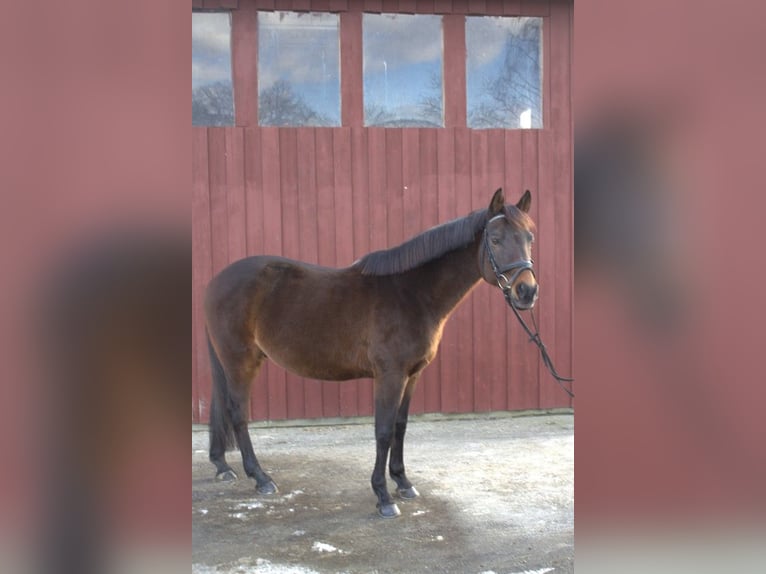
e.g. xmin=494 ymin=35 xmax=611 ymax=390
xmin=402 ymin=129 xmax=425 ymax=414
xmin=454 ymin=127 xmax=474 ymax=413
xmin=485 ymin=0 xmax=504 ymax=15
xmin=232 ymin=0 xmax=258 ymax=126
xmin=382 ymin=0 xmax=400 ymax=12
xmin=244 ymin=127 xmax=264 ymax=258
xmin=292 ymin=0 xmax=312 ymax=10
xmin=352 ymin=127 xmax=374 ymax=415
xmin=225 ymin=128 xmax=247 ymax=263
xmin=452 ymin=0 xmax=469 ymax=13
xmin=467 ymin=0 xmax=486 ymax=14
xmin=367 ymin=128 xmax=388 ymax=253
xmin=520 ymin=129 xmax=541 ymax=409
xmin=260 ymin=127 xmax=287 ymax=420
xmin=504 ymin=130 xmax=536 ymax=410
xmin=328 ymin=0 xmax=349 ymax=11
xmin=436 ymin=129 xmax=459 ymax=412
xmin=279 ymin=128 xmax=307 ymax=419
xmin=419 ymin=128 xmax=441 ymax=413
xmin=385 ymin=129 xmax=404 ymax=249
xmin=244 ymin=126 xmax=269 ymax=421
xmin=399 ymin=0 xmax=417 ymax=13
xmin=443 ymin=15 xmax=467 ymax=128
xmin=536 ymin=132 xmax=558 ymax=408
xmin=255 ymin=0 xmax=276 ymax=10
xmin=340 ymin=11 xmax=363 ymax=127
xmin=520 ymin=0 xmax=550 ymax=17
xmin=546 ymin=0 xmax=573 ymax=407
xmin=502 ymin=0 xmax=522 ymax=15
xmin=364 ymin=0 xmax=383 ymax=12
xmin=470 ymin=130 xmax=492 ymax=412
xmin=208 ymin=129 xmax=229 ymax=277
xmin=334 ymin=128 xmax=358 ymax=416
xmin=433 ymin=0 xmax=453 ymax=14
xmin=415 ymin=0 xmax=435 ymax=13
xmin=315 ymin=129 xmax=340 ymax=416
xmin=192 ymin=128 xmax=212 ymax=422
xmin=485 ymin=129 xmax=508 ymax=412
xmin=296 ymin=128 xmax=324 ymax=418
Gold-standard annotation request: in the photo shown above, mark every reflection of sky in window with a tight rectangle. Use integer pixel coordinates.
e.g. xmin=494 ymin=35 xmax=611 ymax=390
xmin=192 ymin=12 xmax=232 ymax=90
xmin=363 ymin=14 xmax=443 ymax=127
xmin=466 ymin=17 xmax=542 ymax=129
xmin=258 ymin=12 xmax=340 ymax=125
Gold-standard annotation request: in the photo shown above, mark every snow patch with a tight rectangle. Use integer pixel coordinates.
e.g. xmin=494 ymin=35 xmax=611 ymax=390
xmin=235 ymin=501 xmax=265 ymax=510
xmin=311 ymin=541 xmax=347 ymax=554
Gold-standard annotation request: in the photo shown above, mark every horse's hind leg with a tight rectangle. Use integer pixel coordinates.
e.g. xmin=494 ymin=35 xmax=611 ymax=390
xmin=389 ymin=374 xmax=420 ymax=500
xmin=207 ymin=336 xmax=277 ymax=493
xmin=207 ymin=335 xmax=238 ymax=480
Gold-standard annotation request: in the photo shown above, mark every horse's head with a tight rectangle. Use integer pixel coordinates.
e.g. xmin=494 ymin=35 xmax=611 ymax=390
xmin=480 ymin=188 xmax=538 ymax=310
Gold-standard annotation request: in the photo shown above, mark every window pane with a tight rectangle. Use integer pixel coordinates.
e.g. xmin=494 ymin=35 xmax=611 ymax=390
xmin=258 ymin=12 xmax=340 ymax=127
xmin=363 ymin=14 xmax=443 ymax=127
xmin=466 ymin=17 xmax=543 ymax=129
xmin=192 ymin=12 xmax=234 ymax=126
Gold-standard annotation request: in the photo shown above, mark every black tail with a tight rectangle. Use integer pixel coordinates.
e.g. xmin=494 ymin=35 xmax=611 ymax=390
xmin=207 ymin=332 xmax=236 ymax=452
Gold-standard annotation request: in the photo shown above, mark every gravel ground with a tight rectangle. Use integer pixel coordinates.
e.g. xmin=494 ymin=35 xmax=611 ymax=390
xmin=192 ymin=412 xmax=573 ymax=574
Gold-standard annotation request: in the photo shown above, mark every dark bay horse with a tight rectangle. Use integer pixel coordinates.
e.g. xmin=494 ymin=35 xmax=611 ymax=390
xmin=205 ymin=188 xmax=538 ymax=518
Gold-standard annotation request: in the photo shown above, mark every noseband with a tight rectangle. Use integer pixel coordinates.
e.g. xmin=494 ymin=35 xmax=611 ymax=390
xmin=483 ymin=214 xmax=574 ymax=398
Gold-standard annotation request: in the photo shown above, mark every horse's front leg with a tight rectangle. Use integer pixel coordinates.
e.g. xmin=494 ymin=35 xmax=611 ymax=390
xmin=371 ymin=373 xmax=408 ymax=518
xmin=389 ymin=373 xmax=420 ymax=500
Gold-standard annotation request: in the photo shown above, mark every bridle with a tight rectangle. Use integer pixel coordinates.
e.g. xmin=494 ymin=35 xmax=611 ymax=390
xmin=483 ymin=214 xmax=575 ymax=398
xmin=483 ymin=214 xmax=536 ymax=297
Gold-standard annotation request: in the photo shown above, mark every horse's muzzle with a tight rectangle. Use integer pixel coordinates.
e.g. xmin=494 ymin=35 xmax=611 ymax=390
xmin=509 ymin=281 xmax=538 ymax=310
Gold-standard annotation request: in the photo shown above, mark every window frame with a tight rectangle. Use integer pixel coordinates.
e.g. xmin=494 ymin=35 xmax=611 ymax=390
xmin=193 ymin=5 xmax=550 ymax=131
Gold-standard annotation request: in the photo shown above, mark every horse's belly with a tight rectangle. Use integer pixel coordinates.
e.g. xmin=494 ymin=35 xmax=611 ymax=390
xmin=257 ymin=337 xmax=372 ymax=382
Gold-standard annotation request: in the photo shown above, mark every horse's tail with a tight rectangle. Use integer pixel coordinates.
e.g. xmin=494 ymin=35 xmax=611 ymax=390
xmin=207 ymin=331 xmax=236 ymax=451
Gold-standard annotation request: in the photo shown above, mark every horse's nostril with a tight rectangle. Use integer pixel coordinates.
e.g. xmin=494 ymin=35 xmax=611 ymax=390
xmin=517 ymin=283 xmax=537 ymax=301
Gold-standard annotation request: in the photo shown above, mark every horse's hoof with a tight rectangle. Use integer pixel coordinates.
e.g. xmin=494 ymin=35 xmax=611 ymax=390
xmin=377 ymin=503 xmax=401 ymax=519
xmin=397 ymin=486 xmax=420 ymax=499
xmin=256 ymin=480 xmax=278 ymax=495
xmin=215 ymin=469 xmax=238 ymax=482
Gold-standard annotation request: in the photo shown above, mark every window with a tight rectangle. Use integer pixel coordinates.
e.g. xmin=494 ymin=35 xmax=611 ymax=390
xmin=466 ymin=17 xmax=543 ymax=129
xmin=258 ymin=12 xmax=341 ymax=127
xmin=363 ymin=14 xmax=443 ymax=127
xmin=192 ymin=12 xmax=234 ymax=126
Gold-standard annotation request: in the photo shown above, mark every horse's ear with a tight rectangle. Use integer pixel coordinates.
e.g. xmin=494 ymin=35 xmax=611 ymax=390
xmin=516 ymin=189 xmax=532 ymax=213
xmin=489 ymin=188 xmax=505 ymax=216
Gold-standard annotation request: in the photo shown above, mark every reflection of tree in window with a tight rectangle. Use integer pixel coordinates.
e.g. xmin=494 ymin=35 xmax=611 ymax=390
xmin=469 ymin=19 xmax=542 ymax=129
xmin=417 ymin=73 xmax=444 ymax=127
xmin=259 ymin=79 xmax=333 ymax=127
xmin=193 ymin=81 xmax=234 ymax=126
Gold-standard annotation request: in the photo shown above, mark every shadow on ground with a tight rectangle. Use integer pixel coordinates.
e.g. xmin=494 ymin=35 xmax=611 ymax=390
xmin=192 ymin=413 xmax=573 ymax=574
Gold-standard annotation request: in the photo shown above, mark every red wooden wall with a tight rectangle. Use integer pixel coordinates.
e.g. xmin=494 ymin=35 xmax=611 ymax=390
xmin=192 ymin=0 xmax=573 ymax=423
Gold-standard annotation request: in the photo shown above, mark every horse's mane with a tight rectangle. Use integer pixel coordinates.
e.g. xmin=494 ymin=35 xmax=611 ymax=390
xmin=353 ymin=208 xmax=490 ymax=276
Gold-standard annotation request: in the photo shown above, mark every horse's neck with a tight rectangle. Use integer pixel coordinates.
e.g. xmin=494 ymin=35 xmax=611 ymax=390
xmin=414 ymin=239 xmax=483 ymax=319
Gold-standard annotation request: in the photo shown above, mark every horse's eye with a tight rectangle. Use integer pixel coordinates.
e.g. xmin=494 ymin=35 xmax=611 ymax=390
xmin=491 ymin=237 xmax=500 ymax=245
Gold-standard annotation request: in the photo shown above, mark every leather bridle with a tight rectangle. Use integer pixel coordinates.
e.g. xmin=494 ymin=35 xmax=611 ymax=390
xmin=483 ymin=214 xmax=575 ymax=398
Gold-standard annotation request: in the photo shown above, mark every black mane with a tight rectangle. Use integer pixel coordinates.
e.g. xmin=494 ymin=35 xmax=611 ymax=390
xmin=353 ymin=208 xmax=490 ymax=276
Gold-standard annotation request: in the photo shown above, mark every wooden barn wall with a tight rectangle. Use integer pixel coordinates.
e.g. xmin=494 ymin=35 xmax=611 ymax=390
xmin=192 ymin=0 xmax=573 ymax=423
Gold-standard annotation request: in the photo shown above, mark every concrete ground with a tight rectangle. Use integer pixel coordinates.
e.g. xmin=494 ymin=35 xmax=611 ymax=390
xmin=192 ymin=412 xmax=573 ymax=574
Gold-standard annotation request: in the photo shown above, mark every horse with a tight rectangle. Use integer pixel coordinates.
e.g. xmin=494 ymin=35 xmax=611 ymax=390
xmin=204 ymin=188 xmax=538 ymax=518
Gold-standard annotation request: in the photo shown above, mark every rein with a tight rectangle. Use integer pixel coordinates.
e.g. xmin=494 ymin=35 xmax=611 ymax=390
xmin=483 ymin=216 xmax=575 ymax=398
